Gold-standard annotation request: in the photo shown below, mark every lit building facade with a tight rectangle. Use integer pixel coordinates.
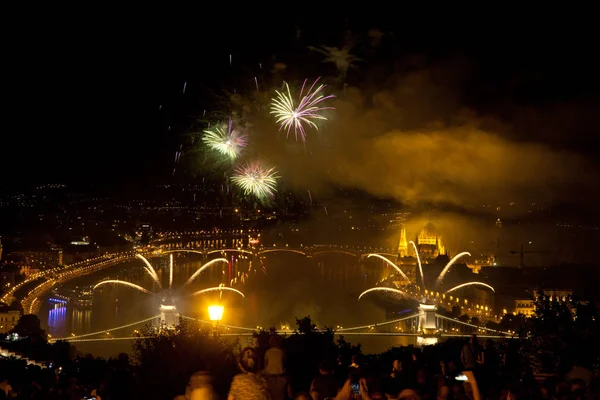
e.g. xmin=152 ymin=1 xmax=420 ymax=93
xmin=514 ymin=299 xmax=535 ymax=317
xmin=415 ymin=222 xmax=445 ymax=260
xmin=511 ymin=289 xmax=573 ymax=318
xmin=397 ymin=225 xmax=408 ymax=257
xmin=466 ymin=255 xmax=496 ymax=274
xmin=20 ymin=266 xmax=41 ymax=278
xmin=534 ymin=289 xmax=573 ymax=302
xmin=12 ymin=249 xmax=63 ymax=269
xmin=0 ymin=308 xmax=20 ymax=333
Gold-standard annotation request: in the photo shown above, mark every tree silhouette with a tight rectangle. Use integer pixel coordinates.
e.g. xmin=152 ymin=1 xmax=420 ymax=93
xmin=499 ymin=313 xmax=527 ymax=336
xmin=133 ymin=319 xmax=239 ymax=399
xmin=295 ymin=315 xmax=317 ymax=334
xmin=520 ymin=291 xmax=600 ymax=374
xmin=10 ymin=314 xmax=45 ymax=339
xmin=451 ymin=305 xmax=461 ymax=317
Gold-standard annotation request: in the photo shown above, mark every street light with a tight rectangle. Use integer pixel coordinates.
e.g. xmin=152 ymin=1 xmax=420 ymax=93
xmin=208 ymin=305 xmax=224 ymax=324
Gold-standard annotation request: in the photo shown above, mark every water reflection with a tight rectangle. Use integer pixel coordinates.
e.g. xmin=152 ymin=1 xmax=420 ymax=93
xmin=47 ymin=305 xmax=67 ymax=331
xmin=39 ymin=247 xmax=406 ymax=356
xmin=72 ymin=308 xmax=92 ymax=334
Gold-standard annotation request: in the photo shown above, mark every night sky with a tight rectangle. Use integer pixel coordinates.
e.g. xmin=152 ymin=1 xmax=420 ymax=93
xmin=4 ymin=11 xmax=599 ymax=193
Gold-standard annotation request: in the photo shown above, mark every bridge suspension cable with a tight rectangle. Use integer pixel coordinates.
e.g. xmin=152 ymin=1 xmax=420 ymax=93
xmin=337 ymin=313 xmax=420 ymax=332
xmin=52 ymin=315 xmax=162 ymax=341
xmin=180 ymin=315 xmax=257 ymax=331
xmin=181 ymin=314 xmax=423 ymax=334
xmin=435 ymin=314 xmax=510 ymax=335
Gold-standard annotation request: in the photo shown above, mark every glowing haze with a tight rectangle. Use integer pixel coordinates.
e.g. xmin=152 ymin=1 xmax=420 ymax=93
xmin=255 ymin=68 xmax=598 ymax=209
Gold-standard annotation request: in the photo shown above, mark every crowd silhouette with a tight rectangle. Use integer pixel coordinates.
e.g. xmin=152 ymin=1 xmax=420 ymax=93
xmin=0 ymin=302 xmax=598 ymax=399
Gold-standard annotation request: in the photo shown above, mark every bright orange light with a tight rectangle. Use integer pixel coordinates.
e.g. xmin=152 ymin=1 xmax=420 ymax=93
xmin=208 ymin=305 xmax=224 ymax=322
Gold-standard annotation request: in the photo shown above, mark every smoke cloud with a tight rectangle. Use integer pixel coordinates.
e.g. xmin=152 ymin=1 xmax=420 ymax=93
xmin=254 ymin=67 xmax=598 ymax=210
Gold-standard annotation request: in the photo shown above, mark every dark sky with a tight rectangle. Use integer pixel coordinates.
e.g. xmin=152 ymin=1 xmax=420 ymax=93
xmin=3 ymin=10 xmax=599 ymax=188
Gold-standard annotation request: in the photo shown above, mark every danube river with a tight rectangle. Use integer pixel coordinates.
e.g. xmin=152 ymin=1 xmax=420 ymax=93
xmin=40 ymin=251 xmax=417 ymax=357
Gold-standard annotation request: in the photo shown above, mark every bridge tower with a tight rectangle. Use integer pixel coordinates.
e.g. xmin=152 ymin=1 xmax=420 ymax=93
xmin=160 ymin=303 xmax=179 ymax=328
xmin=417 ymin=303 xmax=439 ymax=346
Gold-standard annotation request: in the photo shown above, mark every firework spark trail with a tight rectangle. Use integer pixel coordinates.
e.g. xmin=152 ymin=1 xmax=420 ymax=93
xmin=270 ymin=78 xmax=335 ymax=142
xmin=260 ymin=259 xmax=267 ymax=275
xmin=254 ymin=77 xmax=259 ymax=91
xmin=183 ymin=81 xmax=187 ymax=93
xmin=231 ymin=162 xmax=279 ymax=200
xmin=358 ymin=287 xmax=411 ymax=301
xmin=183 ymin=258 xmax=228 ymax=287
xmin=202 ymin=121 xmax=248 ymax=160
xmin=169 ymin=254 xmax=174 ymax=289
xmin=189 ymin=286 xmax=245 ymax=298
xmin=409 ymin=241 xmax=424 ymax=288
xmin=436 ymin=252 xmax=472 ymax=285
xmin=444 ymin=282 xmax=495 ymax=294
xmin=135 ymin=254 xmax=161 ymax=288
xmin=307 ymin=190 xmax=313 ymax=205
xmin=367 ymin=254 xmax=411 ymax=281
xmin=93 ymin=280 xmax=153 ymax=295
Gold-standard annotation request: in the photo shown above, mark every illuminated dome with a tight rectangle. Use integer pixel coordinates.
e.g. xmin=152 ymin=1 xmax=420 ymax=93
xmin=416 ymin=222 xmax=445 ymax=258
xmin=418 ymin=222 xmax=438 ymax=245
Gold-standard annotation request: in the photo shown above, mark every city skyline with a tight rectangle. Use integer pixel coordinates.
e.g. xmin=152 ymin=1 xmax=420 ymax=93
xmin=2 ymin=12 xmax=600 ymax=391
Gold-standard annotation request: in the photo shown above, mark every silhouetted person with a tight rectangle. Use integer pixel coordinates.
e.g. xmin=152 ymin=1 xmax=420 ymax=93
xmin=567 ymin=360 xmax=593 ymax=388
xmin=264 ymin=336 xmax=285 ymax=375
xmin=479 ymin=339 xmax=498 ymax=395
xmin=264 ymin=370 xmax=291 ymax=400
xmin=0 ymin=376 xmax=11 ymax=399
xmin=333 ymin=354 xmax=348 ymax=389
xmin=176 ymin=371 xmax=217 ymax=400
xmin=461 ymin=335 xmax=480 ymax=371
xmin=348 ymin=354 xmax=361 ymax=377
xmin=310 ymin=360 xmax=338 ymax=400
xmin=263 ymin=336 xmax=290 ymax=400
xmin=382 ymin=359 xmax=405 ymax=398
xmin=229 ymin=347 xmax=272 ymax=400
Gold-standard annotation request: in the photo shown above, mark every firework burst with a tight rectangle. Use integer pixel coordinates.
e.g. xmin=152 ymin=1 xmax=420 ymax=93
xmin=270 ymin=78 xmax=335 ymax=142
xmin=202 ymin=120 xmax=248 ymax=160
xmin=231 ymin=162 xmax=279 ymax=200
